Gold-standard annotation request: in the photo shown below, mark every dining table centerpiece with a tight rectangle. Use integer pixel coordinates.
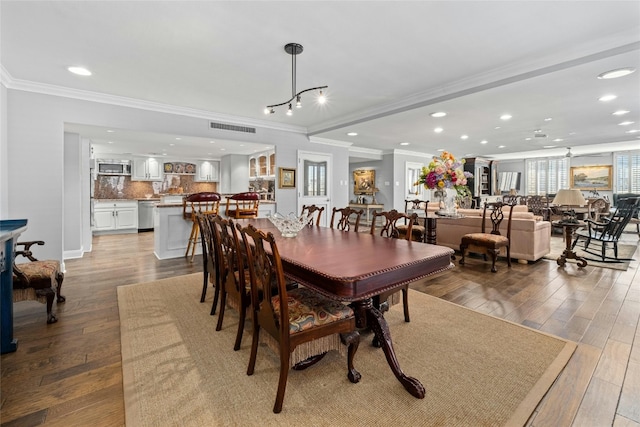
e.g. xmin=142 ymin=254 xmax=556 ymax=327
xmin=415 ymin=151 xmax=473 ymax=214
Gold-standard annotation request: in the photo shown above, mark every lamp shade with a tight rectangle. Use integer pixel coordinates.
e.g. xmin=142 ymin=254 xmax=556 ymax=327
xmin=552 ymin=189 xmax=586 ymax=206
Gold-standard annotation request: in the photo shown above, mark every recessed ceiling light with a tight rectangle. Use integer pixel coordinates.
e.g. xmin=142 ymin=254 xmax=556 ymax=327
xmin=568 ymin=132 xmax=577 ymax=136
xmin=494 ymin=126 xmax=501 ymax=130
xmin=175 ymin=137 xmax=181 ymax=140
xmin=553 ymin=138 xmax=564 ymax=142
xmin=544 ymin=117 xmax=553 ymax=122
xmin=613 ymin=110 xmax=630 ymax=116
xmin=68 ymin=66 xmax=92 ymax=76
xmin=460 ymin=135 xmax=469 ymax=140
xmin=107 ymin=141 xmax=113 ymax=144
xmin=597 ymin=67 xmax=636 ymax=79
xmin=346 ymin=132 xmax=358 ymax=136
xmin=543 ymin=145 xmax=557 ymax=148
xmin=619 ymin=121 xmax=635 ymax=126
xmin=239 ymin=144 xmax=244 ymax=147
xmin=220 ymin=148 xmax=226 ymax=151
xmin=480 ymin=140 xmax=488 ymax=144
xmin=210 ymin=140 xmax=215 ymax=144
xmin=169 ymin=143 xmax=175 ymax=146
xmin=162 ymin=153 xmax=167 ymax=156
xmin=430 ymin=112 xmax=447 ymax=118
xmin=106 ymin=129 xmax=114 ymax=133
xmin=437 ymin=148 xmax=445 ymax=151
xmin=500 ymin=114 xmax=512 ymax=120
xmin=625 ymin=129 xmax=640 ymax=134
xmin=525 ymin=137 xmax=532 ymax=141
xmin=399 ymin=142 xmax=410 ymax=146
xmin=599 ymin=94 xmax=617 ymax=102
xmin=434 ymin=127 xmax=443 ymax=133
xmin=498 ymin=145 xmax=506 ymax=148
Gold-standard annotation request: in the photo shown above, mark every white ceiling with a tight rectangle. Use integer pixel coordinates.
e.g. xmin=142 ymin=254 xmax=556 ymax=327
xmin=2 ymin=1 xmax=639 ymax=161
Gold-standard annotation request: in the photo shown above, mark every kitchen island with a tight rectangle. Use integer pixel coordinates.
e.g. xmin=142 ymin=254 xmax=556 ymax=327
xmin=153 ymin=200 xmax=276 ymax=260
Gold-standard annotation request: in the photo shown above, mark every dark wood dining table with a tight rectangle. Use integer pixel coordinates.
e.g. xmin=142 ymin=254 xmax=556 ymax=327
xmin=235 ymin=218 xmax=454 ymax=398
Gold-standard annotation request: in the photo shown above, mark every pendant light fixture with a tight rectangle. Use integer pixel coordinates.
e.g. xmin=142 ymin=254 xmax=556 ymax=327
xmin=264 ymin=43 xmax=327 ymax=115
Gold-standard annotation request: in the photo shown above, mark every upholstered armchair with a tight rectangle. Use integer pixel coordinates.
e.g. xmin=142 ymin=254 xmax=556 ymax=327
xmin=12 ymin=240 xmax=65 ymax=324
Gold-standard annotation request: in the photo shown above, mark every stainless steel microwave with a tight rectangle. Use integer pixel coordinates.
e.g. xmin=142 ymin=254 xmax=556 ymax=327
xmin=96 ymin=160 xmax=132 ymax=175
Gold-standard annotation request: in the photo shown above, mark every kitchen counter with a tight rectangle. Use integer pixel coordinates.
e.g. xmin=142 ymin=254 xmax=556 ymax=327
xmin=153 ymin=200 xmax=276 ymax=260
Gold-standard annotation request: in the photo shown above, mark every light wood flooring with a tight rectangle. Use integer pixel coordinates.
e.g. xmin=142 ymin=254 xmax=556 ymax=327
xmin=1 ymin=229 xmax=639 ymax=426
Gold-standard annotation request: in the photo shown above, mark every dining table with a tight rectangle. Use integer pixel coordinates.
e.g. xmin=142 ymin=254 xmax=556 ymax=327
xmin=234 ymin=218 xmax=454 ymax=398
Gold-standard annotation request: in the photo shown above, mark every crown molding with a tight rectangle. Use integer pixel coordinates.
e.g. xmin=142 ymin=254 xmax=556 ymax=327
xmin=0 ymin=67 xmax=308 ymax=135
xmin=308 ymin=136 xmax=352 ymax=148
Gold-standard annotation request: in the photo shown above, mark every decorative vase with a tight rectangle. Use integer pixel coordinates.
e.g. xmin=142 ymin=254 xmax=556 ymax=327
xmin=433 ymin=189 xmax=456 ymax=215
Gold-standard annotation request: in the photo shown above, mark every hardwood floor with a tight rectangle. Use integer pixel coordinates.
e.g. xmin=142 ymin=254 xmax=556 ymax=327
xmin=1 ymin=229 xmax=639 ymax=426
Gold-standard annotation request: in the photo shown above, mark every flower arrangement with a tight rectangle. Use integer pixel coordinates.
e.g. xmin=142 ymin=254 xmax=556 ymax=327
xmin=415 ymin=151 xmax=473 ymax=196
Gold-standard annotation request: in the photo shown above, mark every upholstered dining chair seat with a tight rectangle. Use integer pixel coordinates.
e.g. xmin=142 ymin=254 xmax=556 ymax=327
xmin=461 ymin=233 xmax=509 ymax=247
xmin=13 ymin=240 xmax=65 ymax=324
xmin=273 ymin=287 xmax=355 ymax=333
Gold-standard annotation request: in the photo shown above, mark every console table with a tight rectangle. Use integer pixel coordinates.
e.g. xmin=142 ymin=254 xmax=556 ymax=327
xmin=1 ymin=219 xmax=28 ymax=354
xmin=348 ymin=203 xmax=384 ymax=226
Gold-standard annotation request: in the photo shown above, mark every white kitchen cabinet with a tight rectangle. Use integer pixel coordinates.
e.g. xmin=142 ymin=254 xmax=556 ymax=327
xmin=249 ymin=150 xmax=275 ymax=178
xmin=195 ymin=160 xmax=220 ymax=182
xmin=93 ymin=201 xmax=138 ymax=232
xmin=132 ymin=157 xmax=162 ymax=181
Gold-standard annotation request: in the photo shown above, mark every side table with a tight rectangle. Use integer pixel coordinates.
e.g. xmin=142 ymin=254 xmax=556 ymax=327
xmin=553 ymin=220 xmax=587 ymax=268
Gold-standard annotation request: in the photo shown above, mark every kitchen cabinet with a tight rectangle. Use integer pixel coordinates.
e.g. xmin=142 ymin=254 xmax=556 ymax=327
xmin=93 ymin=201 xmax=138 ymax=232
xmin=132 ymin=157 xmax=162 ymax=181
xmin=249 ymin=150 xmax=275 ymax=178
xmin=195 ymin=160 xmax=220 ymax=182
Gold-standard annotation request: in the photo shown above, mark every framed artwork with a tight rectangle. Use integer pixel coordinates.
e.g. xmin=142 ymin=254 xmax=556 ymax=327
xmin=570 ymin=165 xmax=612 ymax=190
xmin=279 ymin=167 xmax=296 ymax=189
xmin=353 ymin=169 xmax=375 ymax=195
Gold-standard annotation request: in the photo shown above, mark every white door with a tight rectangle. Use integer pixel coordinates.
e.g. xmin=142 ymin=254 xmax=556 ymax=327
xmin=297 ymin=151 xmax=332 ymax=227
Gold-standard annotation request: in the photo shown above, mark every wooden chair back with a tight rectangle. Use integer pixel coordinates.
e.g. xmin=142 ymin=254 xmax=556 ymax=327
xmin=182 ymin=192 xmax=221 ymax=220
xmin=527 ymin=195 xmax=550 ymax=221
xmin=329 ymin=207 xmax=364 ymax=232
xmin=300 ymin=204 xmax=325 ymax=226
xmin=195 ymin=213 xmax=220 ymax=310
xmin=370 ymin=209 xmax=416 ymax=240
xmin=586 ymin=197 xmax=610 ymax=222
xmin=211 ymin=215 xmax=250 ymax=350
xmin=225 ymin=192 xmax=260 ymax=219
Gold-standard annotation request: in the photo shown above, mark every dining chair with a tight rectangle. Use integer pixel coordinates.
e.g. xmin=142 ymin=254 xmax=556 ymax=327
xmin=370 ymin=209 xmax=417 ymax=322
xmin=195 ymin=213 xmax=220 ymax=312
xmin=183 ymin=192 xmax=221 ymax=261
xmin=459 ymin=202 xmax=515 ymax=273
xmin=329 ymin=206 xmax=364 ymax=232
xmin=300 ymin=204 xmax=325 ymax=226
xmin=225 ymin=192 xmax=260 ymax=219
xmin=397 ymin=199 xmax=427 ymax=242
xmin=211 ymin=215 xmax=251 ymax=351
xmin=238 ymin=223 xmax=360 ymax=413
xmin=12 ymin=240 xmax=66 ymax=324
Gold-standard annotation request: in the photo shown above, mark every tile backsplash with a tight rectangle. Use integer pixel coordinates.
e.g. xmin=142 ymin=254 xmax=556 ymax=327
xmin=94 ymin=174 xmax=217 ymax=199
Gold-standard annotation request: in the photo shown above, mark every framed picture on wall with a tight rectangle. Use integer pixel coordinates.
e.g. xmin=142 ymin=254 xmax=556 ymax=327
xmin=353 ymin=169 xmax=375 ymax=195
xmin=279 ymin=167 xmax=296 ymax=189
xmin=570 ymin=165 xmax=612 ymax=190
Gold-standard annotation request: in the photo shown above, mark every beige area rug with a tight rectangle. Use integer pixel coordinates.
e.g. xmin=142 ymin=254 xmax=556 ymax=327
xmin=543 ymin=236 xmax=637 ymax=271
xmin=118 ymin=274 xmax=576 ymax=427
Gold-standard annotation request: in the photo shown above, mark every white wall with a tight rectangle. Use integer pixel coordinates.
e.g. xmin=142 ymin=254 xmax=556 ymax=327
xmin=5 ymin=89 xmax=350 ymax=262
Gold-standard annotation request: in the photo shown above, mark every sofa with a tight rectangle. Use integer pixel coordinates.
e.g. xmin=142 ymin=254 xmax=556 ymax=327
xmin=428 ymin=204 xmax=551 ymax=262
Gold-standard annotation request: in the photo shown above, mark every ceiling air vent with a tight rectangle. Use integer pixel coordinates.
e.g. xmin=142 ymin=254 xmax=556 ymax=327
xmin=209 ymin=121 xmax=256 ymax=134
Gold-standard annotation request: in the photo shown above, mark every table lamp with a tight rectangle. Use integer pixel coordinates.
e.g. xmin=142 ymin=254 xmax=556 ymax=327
xmin=552 ymin=189 xmax=586 ymax=223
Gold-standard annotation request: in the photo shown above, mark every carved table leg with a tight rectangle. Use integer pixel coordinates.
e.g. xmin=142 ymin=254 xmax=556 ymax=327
xmin=557 ymin=224 xmax=587 ymax=268
xmin=353 ymin=298 xmax=425 ymax=399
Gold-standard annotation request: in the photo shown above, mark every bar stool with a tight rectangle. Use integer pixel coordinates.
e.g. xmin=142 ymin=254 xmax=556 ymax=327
xmin=184 ymin=192 xmax=221 ymax=261
xmin=225 ymin=192 xmax=260 ymax=219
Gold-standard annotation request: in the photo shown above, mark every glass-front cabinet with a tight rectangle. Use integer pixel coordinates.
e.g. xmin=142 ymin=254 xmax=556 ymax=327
xmin=249 ymin=150 xmax=275 ymax=178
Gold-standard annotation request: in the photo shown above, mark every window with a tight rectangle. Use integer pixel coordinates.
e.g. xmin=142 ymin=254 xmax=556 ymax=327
xmin=304 ymin=160 xmax=327 ymax=196
xmin=526 ymin=157 xmax=569 ymax=195
xmin=615 ymin=151 xmax=640 ymax=193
